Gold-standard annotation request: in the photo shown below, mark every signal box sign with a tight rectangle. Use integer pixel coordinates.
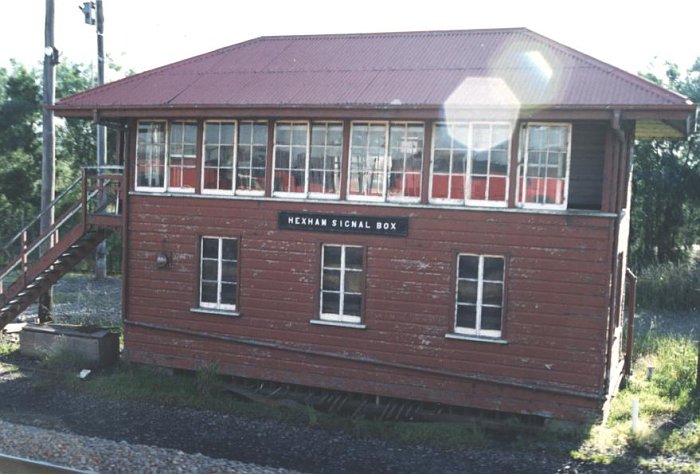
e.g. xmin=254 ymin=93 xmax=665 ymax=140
xmin=278 ymin=211 xmax=408 ymax=237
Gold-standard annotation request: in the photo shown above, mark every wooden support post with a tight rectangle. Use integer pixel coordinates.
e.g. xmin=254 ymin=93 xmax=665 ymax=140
xmin=81 ymin=168 xmax=88 ymax=232
xmin=20 ymin=231 xmax=28 ymax=286
xmin=623 ymin=268 xmax=637 ymax=377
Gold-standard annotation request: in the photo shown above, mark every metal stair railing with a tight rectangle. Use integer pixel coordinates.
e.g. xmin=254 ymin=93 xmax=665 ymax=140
xmin=0 ymin=166 xmax=123 ymax=304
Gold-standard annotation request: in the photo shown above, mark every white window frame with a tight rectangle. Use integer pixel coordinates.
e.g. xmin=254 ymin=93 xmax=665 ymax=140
xmin=464 ymin=122 xmax=510 ymax=207
xmin=320 ymin=244 xmax=363 ymax=324
xmin=429 ymin=121 xmax=511 ymax=207
xmin=201 ymin=120 xmax=238 ymax=196
xmin=167 ymin=121 xmax=197 ymax=193
xmin=454 ymin=254 xmax=504 ymax=338
xmin=135 ymin=120 xmax=168 ymax=192
xmin=387 ymin=122 xmax=424 ymax=203
xmin=199 ymin=236 xmax=238 ymax=312
xmin=308 ymin=122 xmax=343 ymax=200
xmin=347 ymin=121 xmax=388 ymax=202
xmin=516 ymin=122 xmax=572 ymax=210
xmin=235 ymin=120 xmax=267 ymax=197
xmin=272 ymin=121 xmax=311 ymax=198
xmin=348 ymin=121 xmax=425 ymax=203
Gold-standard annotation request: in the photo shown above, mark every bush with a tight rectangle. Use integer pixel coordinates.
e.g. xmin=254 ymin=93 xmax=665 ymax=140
xmin=635 ymin=261 xmax=700 ymax=311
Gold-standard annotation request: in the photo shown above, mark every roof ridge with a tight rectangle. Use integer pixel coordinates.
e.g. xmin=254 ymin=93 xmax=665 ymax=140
xmin=255 ymin=27 xmax=529 ymax=42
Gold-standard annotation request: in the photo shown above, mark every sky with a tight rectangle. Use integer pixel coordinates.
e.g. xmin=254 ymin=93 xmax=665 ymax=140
xmin=0 ymin=0 xmax=698 ymax=83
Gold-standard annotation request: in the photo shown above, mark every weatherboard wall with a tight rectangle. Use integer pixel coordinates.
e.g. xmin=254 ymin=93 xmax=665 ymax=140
xmin=122 ymin=191 xmax=615 ymax=421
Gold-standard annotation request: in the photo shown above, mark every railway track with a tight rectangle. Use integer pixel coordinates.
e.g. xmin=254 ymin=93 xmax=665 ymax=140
xmin=0 ymin=453 xmax=93 ymax=473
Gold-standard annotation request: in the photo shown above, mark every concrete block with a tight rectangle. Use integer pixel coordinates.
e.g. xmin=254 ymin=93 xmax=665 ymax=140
xmin=20 ymin=323 xmax=119 ymax=368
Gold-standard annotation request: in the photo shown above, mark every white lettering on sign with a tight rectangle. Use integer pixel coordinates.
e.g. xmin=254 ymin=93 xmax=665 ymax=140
xmin=279 ymin=212 xmax=407 ymax=237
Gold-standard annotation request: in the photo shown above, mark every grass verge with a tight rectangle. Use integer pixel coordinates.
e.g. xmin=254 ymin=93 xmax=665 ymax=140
xmin=572 ymin=333 xmax=699 ymax=473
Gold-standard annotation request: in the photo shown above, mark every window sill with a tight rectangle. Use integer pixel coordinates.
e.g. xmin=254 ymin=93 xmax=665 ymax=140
xmin=445 ymin=333 xmax=508 ymax=345
xmin=310 ymin=319 xmax=367 ymax=329
xmin=190 ymin=307 xmax=240 ymax=317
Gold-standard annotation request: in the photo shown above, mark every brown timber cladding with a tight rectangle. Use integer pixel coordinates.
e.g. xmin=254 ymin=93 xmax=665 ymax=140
xmin=124 ymin=195 xmax=614 ymax=421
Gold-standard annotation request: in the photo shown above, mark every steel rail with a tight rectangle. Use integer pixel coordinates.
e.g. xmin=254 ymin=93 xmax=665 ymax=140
xmin=0 ymin=453 xmax=95 ymax=473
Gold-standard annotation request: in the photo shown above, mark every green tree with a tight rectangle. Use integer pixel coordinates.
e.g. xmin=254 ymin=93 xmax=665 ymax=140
xmin=0 ymin=63 xmax=42 ymax=244
xmin=629 ymin=61 xmax=700 ymax=268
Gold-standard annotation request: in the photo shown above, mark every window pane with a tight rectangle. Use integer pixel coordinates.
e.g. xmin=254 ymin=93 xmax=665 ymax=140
xmin=459 ymin=279 xmax=479 ymax=303
xmin=221 ymin=261 xmax=237 ymax=282
xmin=201 ymin=282 xmax=218 ymax=304
xmin=202 ymin=238 xmax=218 ymax=259
xmin=483 ymin=257 xmax=504 ymax=281
xmin=239 ymin=122 xmax=252 ymax=143
xmin=458 ymin=255 xmax=479 ymax=278
xmin=344 ymin=294 xmax=362 ymax=316
xmin=221 ymin=283 xmax=236 ymax=306
xmin=456 ymin=305 xmax=476 ymax=329
xmin=481 ymin=306 xmax=502 ymax=331
xmin=323 ymin=246 xmax=341 ymax=267
xmin=276 ymin=124 xmax=291 ymax=144
xmin=202 ymin=260 xmax=218 ymax=281
xmin=292 ymin=125 xmax=307 ymax=145
xmin=322 ymin=292 xmax=340 ymax=314
xmin=253 ymin=123 xmax=268 ymax=144
xmin=323 ymin=269 xmax=341 ymax=291
xmin=482 ymin=282 xmax=503 ymax=306
xmin=221 ymin=123 xmax=234 ymax=144
xmin=452 ymin=150 xmax=467 ymax=173
xmin=222 ymin=239 xmax=237 ymax=260
xmin=345 ymin=247 xmax=364 ymax=269
xmin=345 ymin=271 xmax=363 ymax=293
xmin=434 ymin=124 xmax=451 ymax=148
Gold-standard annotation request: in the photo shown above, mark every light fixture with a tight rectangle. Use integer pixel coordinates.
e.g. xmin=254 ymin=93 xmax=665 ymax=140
xmin=155 ymin=252 xmax=170 ymax=269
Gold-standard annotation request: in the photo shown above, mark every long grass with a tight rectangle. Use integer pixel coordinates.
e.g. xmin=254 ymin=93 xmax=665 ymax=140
xmin=573 ymin=328 xmax=699 ymax=472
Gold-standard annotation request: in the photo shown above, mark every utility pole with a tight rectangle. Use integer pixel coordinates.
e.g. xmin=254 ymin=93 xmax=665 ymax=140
xmin=39 ymin=0 xmax=57 ymax=323
xmin=94 ymin=0 xmax=107 ymax=280
xmin=82 ymin=0 xmax=107 ymax=279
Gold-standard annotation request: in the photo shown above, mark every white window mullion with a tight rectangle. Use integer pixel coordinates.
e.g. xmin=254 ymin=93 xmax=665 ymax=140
xmin=216 ymin=238 xmax=223 ymax=306
xmin=339 ymin=245 xmax=346 ymax=316
xmin=521 ymin=126 xmax=530 ymax=204
xmin=382 ymin=125 xmax=389 ymax=201
xmin=475 ymin=256 xmax=484 ymax=337
xmin=304 ymin=122 xmax=311 ymax=197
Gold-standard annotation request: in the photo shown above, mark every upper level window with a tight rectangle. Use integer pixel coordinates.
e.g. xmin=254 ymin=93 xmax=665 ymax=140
xmin=168 ymin=121 xmax=197 ymax=192
xmin=455 ymin=254 xmax=505 ymax=338
xmin=136 ymin=121 xmax=166 ymax=191
xmin=237 ymin=121 xmax=268 ymax=194
xmin=274 ymin=122 xmax=309 ymax=195
xmin=273 ymin=122 xmax=343 ymax=198
xmin=320 ymin=244 xmax=364 ymax=324
xmin=203 ymin=121 xmax=235 ymax=193
xmin=517 ymin=123 xmax=571 ymax=209
xmin=349 ymin=122 xmax=424 ymax=202
xmin=431 ymin=122 xmax=510 ymax=206
xmin=309 ymin=123 xmax=343 ymax=198
xmin=388 ymin=123 xmax=423 ymax=201
xmin=203 ymin=121 xmax=267 ymax=195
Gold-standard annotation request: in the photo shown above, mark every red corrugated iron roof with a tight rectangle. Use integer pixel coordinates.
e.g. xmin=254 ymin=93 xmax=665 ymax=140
xmin=54 ymin=28 xmax=693 ymax=112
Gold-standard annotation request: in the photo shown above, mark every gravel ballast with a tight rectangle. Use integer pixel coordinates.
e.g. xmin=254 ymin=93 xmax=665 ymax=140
xmin=0 ymin=417 xmax=301 ymax=474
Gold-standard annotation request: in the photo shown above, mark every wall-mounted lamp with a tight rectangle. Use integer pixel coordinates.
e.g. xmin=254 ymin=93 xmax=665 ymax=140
xmin=155 ymin=252 xmax=170 ymax=269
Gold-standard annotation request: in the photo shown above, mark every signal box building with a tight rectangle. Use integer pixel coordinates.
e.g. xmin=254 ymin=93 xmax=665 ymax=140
xmin=54 ymin=29 xmax=696 ymax=422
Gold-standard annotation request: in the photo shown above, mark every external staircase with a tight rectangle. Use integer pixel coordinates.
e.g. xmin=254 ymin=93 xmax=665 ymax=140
xmin=0 ymin=167 xmax=123 ymax=330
